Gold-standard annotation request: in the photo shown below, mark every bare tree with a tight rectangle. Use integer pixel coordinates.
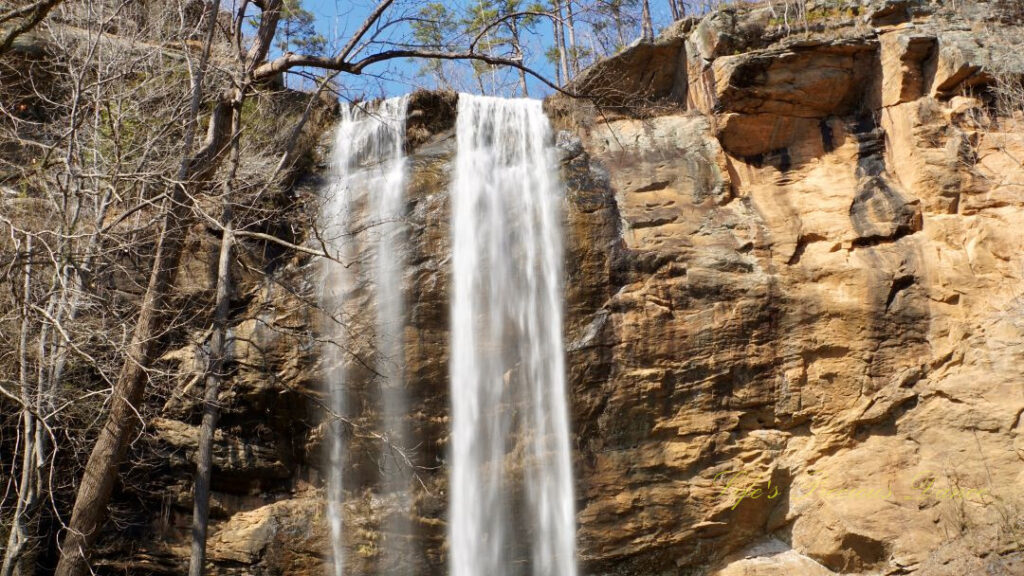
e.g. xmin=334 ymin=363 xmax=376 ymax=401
xmin=33 ymin=0 xmax=570 ymax=574
xmin=2 ymin=1 xmax=203 ymax=571
xmin=1 ymin=236 xmax=40 ymax=576
xmin=186 ymin=6 xmax=239 ymax=574
xmin=188 ymin=108 xmax=238 ymax=576
xmin=51 ymin=0 xmax=235 ymax=572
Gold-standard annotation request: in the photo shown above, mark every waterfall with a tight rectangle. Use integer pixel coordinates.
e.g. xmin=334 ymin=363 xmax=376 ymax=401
xmin=321 ymin=93 xmax=576 ymax=576
xmin=449 ymin=94 xmax=577 ymax=576
xmin=321 ymin=96 xmax=410 ymax=576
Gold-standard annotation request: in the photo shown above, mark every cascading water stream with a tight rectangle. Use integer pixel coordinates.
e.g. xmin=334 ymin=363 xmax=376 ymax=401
xmin=321 ymin=96 xmax=410 ymax=576
xmin=321 ymin=93 xmax=576 ymax=576
xmin=449 ymin=94 xmax=577 ymax=576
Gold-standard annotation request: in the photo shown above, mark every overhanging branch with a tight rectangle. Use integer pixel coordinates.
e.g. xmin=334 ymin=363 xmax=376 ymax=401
xmin=253 ymin=49 xmax=579 ymax=97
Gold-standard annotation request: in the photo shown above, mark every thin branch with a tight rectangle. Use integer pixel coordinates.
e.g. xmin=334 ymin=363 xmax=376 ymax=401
xmin=468 ymin=11 xmax=557 ymax=53
xmin=234 ymin=230 xmax=350 ymax=264
xmin=337 ymin=0 xmax=396 ymax=63
xmin=253 ymin=49 xmax=578 ymax=97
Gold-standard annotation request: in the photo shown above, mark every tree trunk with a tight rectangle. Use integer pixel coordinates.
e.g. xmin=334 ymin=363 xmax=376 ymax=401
xmin=553 ymin=0 xmax=568 ymax=83
xmin=246 ymin=0 xmax=283 ymax=73
xmin=187 ymin=231 xmax=232 ymax=576
xmin=642 ymin=0 xmax=654 ymax=40
xmin=0 ymin=0 xmax=65 ymax=54
xmin=565 ymin=0 xmax=578 ymax=73
xmin=509 ymin=19 xmax=528 ymax=96
xmin=1 ymin=238 xmax=38 ymax=576
xmin=475 ymin=65 xmax=487 ymax=95
xmin=613 ymin=4 xmax=625 ymax=50
xmin=188 ymin=103 xmax=241 ymax=576
xmin=553 ymin=20 xmax=563 ymax=86
xmin=668 ymin=0 xmax=679 ymax=21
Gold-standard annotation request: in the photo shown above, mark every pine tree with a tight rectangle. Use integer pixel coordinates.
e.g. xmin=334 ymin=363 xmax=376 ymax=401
xmin=462 ymin=0 xmax=540 ymax=95
xmin=461 ymin=1 xmax=503 ymax=93
xmin=411 ymin=2 xmax=458 ymax=88
xmin=275 ymin=0 xmax=325 ymax=56
xmin=592 ymin=0 xmax=642 ymax=54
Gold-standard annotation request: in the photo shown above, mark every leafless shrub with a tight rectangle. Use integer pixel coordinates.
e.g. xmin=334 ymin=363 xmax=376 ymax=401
xmin=991 ymin=0 xmax=1024 ymax=23
xmin=991 ymin=71 xmax=1024 ymax=119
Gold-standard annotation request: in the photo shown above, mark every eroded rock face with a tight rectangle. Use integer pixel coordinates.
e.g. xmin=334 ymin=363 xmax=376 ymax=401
xmin=93 ymin=3 xmax=1024 ymax=576
xmin=553 ymin=3 xmax=1024 ymax=574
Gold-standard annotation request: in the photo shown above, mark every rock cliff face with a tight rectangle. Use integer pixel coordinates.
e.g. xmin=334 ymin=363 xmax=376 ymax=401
xmin=95 ymin=2 xmax=1024 ymax=575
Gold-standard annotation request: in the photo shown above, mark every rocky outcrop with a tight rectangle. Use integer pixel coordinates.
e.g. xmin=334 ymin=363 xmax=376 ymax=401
xmin=82 ymin=2 xmax=1024 ymax=575
xmin=550 ymin=2 xmax=1024 ymax=574
xmin=571 ymin=26 xmax=688 ymax=112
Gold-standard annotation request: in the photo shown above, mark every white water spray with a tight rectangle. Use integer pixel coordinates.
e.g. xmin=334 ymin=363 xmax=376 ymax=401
xmin=321 ymin=96 xmax=409 ymax=576
xmin=449 ymin=94 xmax=577 ymax=576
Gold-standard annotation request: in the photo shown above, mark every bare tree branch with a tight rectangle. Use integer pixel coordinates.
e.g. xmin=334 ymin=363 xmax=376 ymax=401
xmin=0 ymin=0 xmax=64 ymax=54
xmin=337 ymin=0 xmax=396 ymax=63
xmin=254 ymin=48 xmax=578 ymax=97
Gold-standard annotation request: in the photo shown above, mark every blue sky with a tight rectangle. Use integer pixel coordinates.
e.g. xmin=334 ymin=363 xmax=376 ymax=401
xmin=299 ymin=0 xmax=559 ymax=98
xmin=295 ymin=0 xmax=678 ymax=100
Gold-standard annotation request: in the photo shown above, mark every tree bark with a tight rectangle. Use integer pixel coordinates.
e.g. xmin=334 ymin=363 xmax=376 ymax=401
xmin=0 ymin=0 xmax=65 ymax=54
xmin=565 ymin=0 xmax=578 ymax=74
xmin=1 ymin=238 xmax=38 ymax=576
xmin=668 ymin=0 xmax=683 ymax=21
xmin=187 ymin=231 xmax=232 ymax=576
xmin=642 ymin=0 xmax=654 ymax=40
xmin=246 ymin=0 xmax=283 ymax=73
xmin=188 ymin=102 xmax=241 ymax=576
xmin=613 ymin=3 xmax=625 ymax=50
xmin=551 ymin=1 xmax=567 ymax=84
xmin=508 ymin=19 xmax=528 ymax=96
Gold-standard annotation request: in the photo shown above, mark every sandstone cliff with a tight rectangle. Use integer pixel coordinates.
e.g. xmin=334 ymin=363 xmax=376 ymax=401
xmin=74 ymin=2 xmax=1024 ymax=575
